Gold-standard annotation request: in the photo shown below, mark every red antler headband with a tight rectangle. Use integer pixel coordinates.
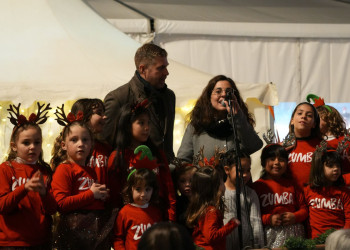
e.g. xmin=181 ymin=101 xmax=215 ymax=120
xmin=193 ymin=146 xmax=226 ymax=169
xmin=7 ymin=102 xmax=52 ymax=128
xmin=131 ymin=99 xmax=150 ymax=113
xmin=306 ymin=94 xmax=332 ymax=113
xmin=54 ymin=104 xmax=84 ymax=126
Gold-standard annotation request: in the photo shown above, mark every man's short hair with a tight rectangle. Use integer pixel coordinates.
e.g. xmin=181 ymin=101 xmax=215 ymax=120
xmin=134 ymin=43 xmax=167 ymax=69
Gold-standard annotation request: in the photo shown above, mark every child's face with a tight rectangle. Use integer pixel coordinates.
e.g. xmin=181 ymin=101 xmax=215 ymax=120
xmin=131 ymin=113 xmax=150 ymax=145
xmin=264 ymin=156 xmax=287 ymax=179
xmin=89 ymin=106 xmax=106 ymax=134
xmin=11 ymin=127 xmax=42 ymax=163
xmin=319 ymin=116 xmax=328 ymax=135
xmin=61 ymin=125 xmax=92 ymax=166
xmin=225 ymin=158 xmax=251 ymax=185
xmin=177 ymin=168 xmax=196 ymax=198
xmin=290 ymin=104 xmax=315 ymax=137
xmin=132 ymin=181 xmax=153 ymax=206
xmin=324 ymin=163 xmax=341 ymax=184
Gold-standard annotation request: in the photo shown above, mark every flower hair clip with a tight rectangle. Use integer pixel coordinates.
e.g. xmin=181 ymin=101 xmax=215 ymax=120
xmin=8 ymin=102 xmax=51 ymax=127
xmin=307 ymin=94 xmax=332 ymax=113
xmin=131 ymin=99 xmax=150 ymax=113
xmin=54 ymin=104 xmax=84 ymax=126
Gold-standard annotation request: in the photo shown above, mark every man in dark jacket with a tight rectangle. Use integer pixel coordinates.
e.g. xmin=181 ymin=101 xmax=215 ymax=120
xmin=103 ymin=43 xmax=175 ymax=162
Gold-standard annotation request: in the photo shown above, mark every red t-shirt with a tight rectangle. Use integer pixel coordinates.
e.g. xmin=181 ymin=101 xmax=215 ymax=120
xmin=192 ymin=206 xmax=238 ymax=250
xmin=252 ymin=178 xmax=308 ymax=226
xmin=0 ymin=161 xmax=56 ymax=246
xmin=51 ymin=162 xmax=104 ymax=213
xmin=88 ymin=140 xmax=112 ymax=186
xmin=288 ymin=137 xmax=321 ymax=189
xmin=108 ymin=148 xmax=176 ymax=221
xmin=326 ymin=135 xmax=350 ymax=174
xmin=304 ymin=185 xmax=350 ymax=238
xmin=113 ymin=204 xmax=163 ymax=250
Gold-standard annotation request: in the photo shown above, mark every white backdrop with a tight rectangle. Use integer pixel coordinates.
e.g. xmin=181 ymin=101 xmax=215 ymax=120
xmin=155 ymin=35 xmax=350 ymax=103
xmin=0 ymin=0 xmax=278 ymax=181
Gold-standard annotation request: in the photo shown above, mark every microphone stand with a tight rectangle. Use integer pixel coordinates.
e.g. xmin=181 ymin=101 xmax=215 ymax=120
xmin=226 ymin=92 xmax=255 ymax=249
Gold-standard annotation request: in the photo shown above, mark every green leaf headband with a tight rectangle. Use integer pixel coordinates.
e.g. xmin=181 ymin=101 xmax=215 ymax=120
xmin=306 ymin=94 xmax=332 ymax=113
xmin=127 ymin=145 xmax=157 ymax=181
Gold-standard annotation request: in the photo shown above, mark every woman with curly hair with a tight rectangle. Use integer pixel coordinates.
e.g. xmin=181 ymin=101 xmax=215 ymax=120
xmin=177 ymin=75 xmax=262 ymax=163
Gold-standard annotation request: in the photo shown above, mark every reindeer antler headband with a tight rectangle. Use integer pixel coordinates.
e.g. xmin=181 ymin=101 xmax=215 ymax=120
xmin=193 ymin=146 xmax=226 ymax=168
xmin=315 ymin=136 xmax=350 ymax=156
xmin=7 ymin=103 xmax=51 ymax=129
xmin=54 ymin=104 xmax=84 ymax=127
xmin=131 ymin=99 xmax=150 ymax=114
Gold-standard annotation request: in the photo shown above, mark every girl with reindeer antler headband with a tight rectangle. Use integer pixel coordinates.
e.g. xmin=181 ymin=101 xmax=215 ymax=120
xmin=107 ymin=99 xmax=176 ymax=222
xmin=0 ymin=102 xmax=57 ymax=248
xmin=307 ymin=94 xmax=350 ymax=174
xmin=50 ymin=104 xmax=114 ymax=250
xmin=304 ymin=140 xmax=350 ymax=238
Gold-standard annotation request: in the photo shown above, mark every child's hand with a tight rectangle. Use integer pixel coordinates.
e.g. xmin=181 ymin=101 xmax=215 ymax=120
xmin=282 ymin=212 xmax=296 ymax=225
xmin=24 ymin=170 xmax=46 ymax=196
xmin=229 ymin=218 xmax=241 ymax=226
xmin=270 ymin=214 xmax=282 ymax=226
xmin=90 ymin=183 xmax=110 ymax=201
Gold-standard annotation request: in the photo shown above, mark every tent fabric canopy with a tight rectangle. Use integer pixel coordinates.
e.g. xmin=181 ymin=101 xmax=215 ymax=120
xmin=91 ymin=0 xmax=350 ymax=38
xmin=0 ymin=0 xmax=277 ymax=174
xmin=89 ymin=0 xmax=350 ymax=104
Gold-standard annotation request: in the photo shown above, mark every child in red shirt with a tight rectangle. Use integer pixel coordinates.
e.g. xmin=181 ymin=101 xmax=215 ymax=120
xmin=71 ymin=98 xmax=112 ymax=185
xmin=107 ymin=100 xmax=176 ymax=220
xmin=0 ymin=103 xmax=56 ymax=248
xmin=286 ymin=102 xmax=322 ymax=190
xmin=304 ymin=144 xmax=350 ymax=238
xmin=187 ymin=166 xmax=240 ymax=250
xmin=252 ymin=144 xmax=308 ymax=248
xmin=50 ymin=106 xmax=112 ymax=249
xmin=314 ymin=99 xmax=350 ymax=174
xmin=114 ymin=168 xmax=163 ymax=250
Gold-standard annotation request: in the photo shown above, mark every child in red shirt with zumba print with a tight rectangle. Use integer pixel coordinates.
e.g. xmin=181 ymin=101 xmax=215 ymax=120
xmin=304 ymin=141 xmax=350 ymax=239
xmin=114 ymin=167 xmax=163 ymax=250
xmin=286 ymin=102 xmax=322 ymax=190
xmin=307 ymin=94 xmax=350 ymax=174
xmin=50 ymin=105 xmax=112 ymax=249
xmin=71 ymin=98 xmax=112 ymax=185
xmin=252 ymin=144 xmax=308 ymax=248
xmin=0 ymin=103 xmax=56 ymax=248
xmin=107 ymin=100 xmax=176 ymax=220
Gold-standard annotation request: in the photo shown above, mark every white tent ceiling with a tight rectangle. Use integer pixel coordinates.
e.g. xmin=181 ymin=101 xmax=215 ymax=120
xmin=89 ymin=0 xmax=350 ymax=104
xmin=0 ymin=0 xmax=277 ymax=176
xmin=89 ymin=0 xmax=350 ymax=38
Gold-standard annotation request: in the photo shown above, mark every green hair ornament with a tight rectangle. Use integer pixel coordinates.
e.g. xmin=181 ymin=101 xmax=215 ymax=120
xmin=134 ymin=145 xmax=154 ymax=161
xmin=127 ymin=145 xmax=157 ymax=181
xmin=306 ymin=94 xmax=332 ymax=113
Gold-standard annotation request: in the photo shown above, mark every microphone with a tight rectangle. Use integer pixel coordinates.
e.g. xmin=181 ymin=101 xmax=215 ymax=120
xmin=221 ymin=89 xmax=235 ymax=107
